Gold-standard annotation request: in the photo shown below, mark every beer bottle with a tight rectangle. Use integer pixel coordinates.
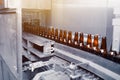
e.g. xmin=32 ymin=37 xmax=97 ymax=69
xmin=87 ymin=34 xmax=92 ymax=48
xmin=74 ymin=32 xmax=78 ymax=46
xmin=41 ymin=27 xmax=44 ymax=37
xmin=100 ymin=37 xmax=107 ymax=57
xmin=35 ymin=26 xmax=37 ymax=35
xmin=68 ymin=31 xmax=72 ymax=45
xmin=59 ymin=29 xmax=63 ymax=43
xmin=55 ymin=28 xmax=58 ymax=41
xmin=51 ymin=27 xmax=55 ymax=40
xmin=63 ymin=30 xmax=67 ymax=44
xmin=42 ymin=27 xmax=45 ymax=37
xmin=45 ymin=27 xmax=48 ymax=38
xmin=93 ymin=35 xmax=99 ymax=51
xmin=37 ymin=26 xmax=39 ymax=35
xmin=48 ymin=28 xmax=52 ymax=39
xmin=79 ymin=33 xmax=84 ymax=47
xmin=39 ymin=26 xmax=42 ymax=36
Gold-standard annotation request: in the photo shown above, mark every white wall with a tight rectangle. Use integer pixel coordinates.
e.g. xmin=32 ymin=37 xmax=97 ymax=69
xmin=51 ymin=0 xmax=110 ymax=36
xmin=51 ymin=0 xmax=114 ymax=51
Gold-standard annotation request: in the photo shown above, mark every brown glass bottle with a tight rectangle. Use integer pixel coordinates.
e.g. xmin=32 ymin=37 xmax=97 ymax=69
xmin=32 ymin=26 xmax=34 ymax=34
xmin=87 ymin=34 xmax=92 ymax=48
xmin=37 ymin=26 xmax=39 ymax=36
xmin=55 ymin=28 xmax=58 ymax=41
xmin=35 ymin=26 xmax=38 ymax=35
xmin=74 ymin=32 xmax=78 ymax=46
xmin=79 ymin=33 xmax=84 ymax=47
xmin=48 ymin=28 xmax=52 ymax=38
xmin=41 ymin=27 xmax=44 ymax=37
xmin=93 ymin=35 xmax=99 ymax=51
xmin=45 ymin=27 xmax=48 ymax=38
xmin=100 ymin=37 xmax=107 ymax=57
xmin=40 ymin=27 xmax=42 ymax=36
xmin=68 ymin=31 xmax=72 ymax=45
xmin=33 ymin=26 xmax=35 ymax=34
xmin=59 ymin=29 xmax=63 ymax=43
xmin=39 ymin=26 xmax=42 ymax=36
xmin=63 ymin=30 xmax=67 ymax=44
xmin=51 ymin=27 xmax=55 ymax=40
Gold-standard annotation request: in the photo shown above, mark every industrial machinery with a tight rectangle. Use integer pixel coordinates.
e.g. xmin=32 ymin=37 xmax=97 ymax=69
xmin=22 ymin=32 xmax=120 ymax=80
xmin=0 ymin=0 xmax=120 ymax=80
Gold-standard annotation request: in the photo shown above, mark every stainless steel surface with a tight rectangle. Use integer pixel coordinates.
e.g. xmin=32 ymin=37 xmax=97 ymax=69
xmin=112 ymin=7 xmax=120 ymax=53
xmin=0 ymin=12 xmax=18 ymax=78
xmin=16 ymin=1 xmax=22 ymax=80
xmin=0 ymin=1 xmax=22 ymax=80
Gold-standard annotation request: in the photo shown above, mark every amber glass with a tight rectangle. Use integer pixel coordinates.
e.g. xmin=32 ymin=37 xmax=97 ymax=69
xmin=59 ymin=30 xmax=63 ymax=42
xmin=33 ymin=26 xmax=35 ymax=34
xmin=100 ymin=37 xmax=107 ymax=57
xmin=63 ymin=30 xmax=67 ymax=43
xmin=37 ymin=26 xmax=39 ymax=35
xmin=44 ymin=27 xmax=47 ymax=37
xmin=35 ymin=26 xmax=38 ymax=35
xmin=101 ymin=37 xmax=107 ymax=50
xmin=68 ymin=31 xmax=72 ymax=44
xmin=51 ymin=27 xmax=55 ymax=39
xmin=87 ymin=34 xmax=92 ymax=48
xmin=74 ymin=32 xmax=78 ymax=45
xmin=79 ymin=33 xmax=84 ymax=46
xmin=41 ymin=27 xmax=44 ymax=36
xmin=48 ymin=28 xmax=52 ymax=38
xmin=93 ymin=35 xmax=99 ymax=50
xmin=40 ymin=27 xmax=42 ymax=36
xmin=39 ymin=27 xmax=42 ymax=36
xmin=55 ymin=28 xmax=58 ymax=40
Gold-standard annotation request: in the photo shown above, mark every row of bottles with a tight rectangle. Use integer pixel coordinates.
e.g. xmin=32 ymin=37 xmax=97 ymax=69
xmin=23 ymin=26 xmax=107 ymax=53
xmin=23 ymin=26 xmax=120 ymax=63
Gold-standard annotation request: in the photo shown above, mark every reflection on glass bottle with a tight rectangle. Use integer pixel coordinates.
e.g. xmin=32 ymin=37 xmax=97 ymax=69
xmin=63 ymin=30 xmax=67 ymax=43
xmin=45 ymin=27 xmax=48 ymax=38
xmin=74 ymin=32 xmax=78 ymax=46
xmin=39 ymin=27 xmax=42 ymax=36
xmin=79 ymin=33 xmax=84 ymax=47
xmin=51 ymin=27 xmax=55 ymax=39
xmin=100 ymin=37 xmax=107 ymax=57
xmin=87 ymin=34 xmax=92 ymax=48
xmin=93 ymin=35 xmax=99 ymax=51
xmin=68 ymin=31 xmax=72 ymax=45
xmin=40 ymin=27 xmax=43 ymax=36
xmin=48 ymin=28 xmax=52 ymax=38
xmin=42 ymin=27 xmax=45 ymax=37
xmin=59 ymin=30 xmax=63 ymax=43
xmin=55 ymin=28 xmax=58 ymax=41
xmin=37 ymin=26 xmax=39 ymax=36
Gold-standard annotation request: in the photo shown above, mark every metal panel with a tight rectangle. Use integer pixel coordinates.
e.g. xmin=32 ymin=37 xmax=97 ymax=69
xmin=2 ymin=61 xmax=10 ymax=80
xmin=0 ymin=60 xmax=3 ymax=80
xmin=0 ymin=56 xmax=17 ymax=80
xmin=0 ymin=13 xmax=18 ymax=78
